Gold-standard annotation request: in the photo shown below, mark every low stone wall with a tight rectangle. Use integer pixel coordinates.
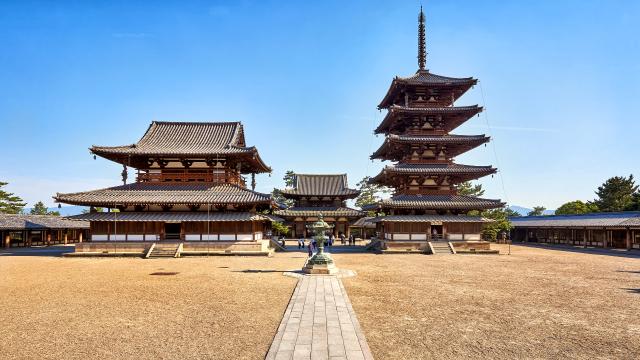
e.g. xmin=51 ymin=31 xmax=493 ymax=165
xmin=182 ymin=240 xmax=270 ymax=255
xmin=450 ymin=241 xmax=492 ymax=251
xmin=381 ymin=241 xmax=430 ymax=253
xmin=75 ymin=242 xmax=152 ymax=254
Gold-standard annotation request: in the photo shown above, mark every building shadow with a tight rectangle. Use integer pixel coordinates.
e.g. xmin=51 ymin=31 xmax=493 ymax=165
xmin=616 ymin=270 xmax=640 ymax=275
xmin=0 ymin=245 xmax=75 ymax=257
xmin=622 ymin=288 xmax=640 ymax=294
xmin=513 ymin=243 xmax=640 ymax=259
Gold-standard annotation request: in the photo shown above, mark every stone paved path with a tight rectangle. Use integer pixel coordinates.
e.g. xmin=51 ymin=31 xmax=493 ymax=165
xmin=266 ymin=276 xmax=373 ymax=360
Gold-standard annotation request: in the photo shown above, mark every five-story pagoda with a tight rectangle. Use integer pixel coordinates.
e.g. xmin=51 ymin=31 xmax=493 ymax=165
xmin=367 ymin=8 xmax=504 ymax=252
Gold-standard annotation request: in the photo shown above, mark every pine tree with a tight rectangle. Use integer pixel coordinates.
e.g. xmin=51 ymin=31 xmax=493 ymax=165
xmin=555 ymin=200 xmax=599 ymax=215
xmin=457 ymin=181 xmax=485 ymax=197
xmin=354 ymin=176 xmax=391 ymax=210
xmin=0 ymin=181 xmax=26 ymax=214
xmin=527 ymin=206 xmax=546 ymax=216
xmin=592 ymin=175 xmax=638 ymax=212
xmin=29 ymin=201 xmax=60 ymax=216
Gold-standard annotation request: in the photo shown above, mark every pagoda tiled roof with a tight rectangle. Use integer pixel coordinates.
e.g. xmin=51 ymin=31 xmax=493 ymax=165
xmin=371 ymin=134 xmax=489 ymax=160
xmin=375 ymin=105 xmax=482 ymax=134
xmin=365 ymin=194 xmax=504 ymax=211
xmin=395 ymin=70 xmax=477 ymax=86
xmin=0 ymin=214 xmax=89 ymax=230
xmin=91 ymin=121 xmax=271 ymax=173
xmin=54 ymin=183 xmax=272 ymax=207
xmin=372 ymin=163 xmax=497 ymax=182
xmin=280 ymin=174 xmax=359 ymax=198
xmin=274 ymin=206 xmax=364 ymax=218
xmin=67 ymin=211 xmax=282 ymax=222
xmin=378 ymin=70 xmax=477 ymax=109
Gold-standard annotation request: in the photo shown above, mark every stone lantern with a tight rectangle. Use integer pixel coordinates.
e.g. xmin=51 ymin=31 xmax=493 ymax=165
xmin=303 ymin=214 xmax=338 ymax=274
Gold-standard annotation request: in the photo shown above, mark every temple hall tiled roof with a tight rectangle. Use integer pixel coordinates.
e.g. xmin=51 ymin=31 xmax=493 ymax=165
xmin=281 ymin=174 xmax=360 ymax=198
xmin=67 ymin=212 xmax=282 ymax=222
xmin=275 ymin=207 xmax=364 ymax=218
xmin=54 ymin=183 xmax=272 ymax=207
xmin=365 ymin=194 xmax=504 ymax=211
xmin=91 ymin=121 xmax=271 ymax=173
xmin=0 ymin=214 xmax=89 ymax=230
xmin=510 ymin=212 xmax=640 ymax=228
xmin=351 ymin=216 xmax=376 ymax=228
xmin=372 ymin=214 xmax=492 ymax=224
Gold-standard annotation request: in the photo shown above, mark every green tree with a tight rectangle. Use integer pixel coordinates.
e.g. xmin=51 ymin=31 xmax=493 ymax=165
xmin=271 ymin=188 xmax=294 ymax=208
xmin=527 ymin=206 xmax=546 ymax=216
xmin=457 ymin=181 xmax=485 ymax=197
xmin=0 ymin=181 xmax=26 ymax=214
xmin=271 ymin=221 xmax=290 ymax=236
xmin=626 ymin=192 xmax=640 ymax=211
xmin=555 ymin=200 xmax=598 ymax=215
xmin=592 ymin=175 xmax=638 ymax=212
xmin=469 ymin=208 xmax=513 ymax=240
xmin=283 ymin=170 xmax=296 ymax=188
xmin=354 ymin=176 xmax=391 ymax=210
xmin=29 ymin=201 xmax=60 ymax=216
xmin=504 ymin=208 xmax=521 ymax=217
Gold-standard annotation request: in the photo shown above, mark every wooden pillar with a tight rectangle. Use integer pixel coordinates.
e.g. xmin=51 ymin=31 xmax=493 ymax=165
xmin=583 ymin=228 xmax=588 ymax=248
xmin=603 ymin=230 xmax=608 ymax=248
xmin=626 ymin=229 xmax=632 ymax=250
xmin=64 ymin=231 xmax=68 ymax=245
xmin=46 ymin=231 xmax=51 ymax=246
xmin=79 ymin=231 xmax=84 ymax=243
xmin=4 ymin=232 xmax=10 ymax=248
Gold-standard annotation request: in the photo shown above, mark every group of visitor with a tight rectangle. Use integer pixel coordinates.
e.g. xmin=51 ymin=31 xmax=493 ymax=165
xmin=296 ymin=232 xmax=360 ymax=257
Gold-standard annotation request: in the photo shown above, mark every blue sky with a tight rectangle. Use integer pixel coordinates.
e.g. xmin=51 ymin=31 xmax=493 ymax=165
xmin=1 ymin=0 xmax=639 ymax=210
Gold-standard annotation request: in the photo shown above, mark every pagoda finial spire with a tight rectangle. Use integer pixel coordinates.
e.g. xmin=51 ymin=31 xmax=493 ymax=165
xmin=418 ymin=6 xmax=426 ymax=71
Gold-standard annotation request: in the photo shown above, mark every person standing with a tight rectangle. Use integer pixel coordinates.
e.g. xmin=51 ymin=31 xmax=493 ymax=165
xmin=339 ymin=232 xmax=345 ymax=245
xmin=307 ymin=241 xmax=313 ymax=257
xmin=298 ymin=235 xmax=304 ymax=249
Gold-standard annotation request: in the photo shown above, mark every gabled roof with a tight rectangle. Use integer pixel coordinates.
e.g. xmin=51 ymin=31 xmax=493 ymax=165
xmin=372 ymin=163 xmax=497 ymax=185
xmin=91 ymin=121 xmax=271 ymax=173
xmin=67 ymin=212 xmax=281 ymax=222
xmin=374 ymin=105 xmax=482 ymax=134
xmin=54 ymin=183 xmax=272 ymax=207
xmin=0 ymin=214 xmax=88 ymax=230
xmin=371 ymin=134 xmax=490 ymax=160
xmin=365 ymin=194 xmax=504 ymax=211
xmin=378 ymin=70 xmax=477 ymax=109
xmin=510 ymin=212 xmax=640 ymax=228
xmin=281 ymin=174 xmax=360 ymax=198
xmin=275 ymin=206 xmax=364 ymax=218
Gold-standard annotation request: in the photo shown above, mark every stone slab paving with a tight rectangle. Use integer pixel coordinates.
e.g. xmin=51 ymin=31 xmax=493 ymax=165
xmin=266 ymin=276 xmax=373 ymax=360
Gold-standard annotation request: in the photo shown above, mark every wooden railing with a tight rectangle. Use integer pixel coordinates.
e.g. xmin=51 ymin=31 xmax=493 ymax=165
xmin=136 ymin=170 xmax=245 ymax=186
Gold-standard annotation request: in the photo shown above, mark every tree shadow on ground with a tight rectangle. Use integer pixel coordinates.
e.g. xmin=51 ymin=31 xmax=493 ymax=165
xmin=622 ymin=288 xmax=640 ymax=294
xmin=616 ymin=270 xmax=640 ymax=274
xmin=0 ymin=246 xmax=74 ymax=257
xmin=514 ymin=243 xmax=640 ymax=259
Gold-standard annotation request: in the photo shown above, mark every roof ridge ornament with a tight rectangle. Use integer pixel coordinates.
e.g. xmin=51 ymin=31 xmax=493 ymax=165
xmin=418 ymin=6 xmax=427 ymax=71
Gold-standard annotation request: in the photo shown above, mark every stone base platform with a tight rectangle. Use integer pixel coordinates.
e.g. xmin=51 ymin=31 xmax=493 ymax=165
xmin=379 ymin=240 xmax=497 ymax=254
xmin=65 ymin=240 xmax=273 ymax=257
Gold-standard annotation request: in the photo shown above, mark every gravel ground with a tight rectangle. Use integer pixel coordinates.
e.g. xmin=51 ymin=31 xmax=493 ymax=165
xmin=0 ymin=255 xmax=301 ymax=360
xmin=337 ymin=245 xmax=640 ymax=360
xmin=2 ymin=245 xmax=639 ymax=360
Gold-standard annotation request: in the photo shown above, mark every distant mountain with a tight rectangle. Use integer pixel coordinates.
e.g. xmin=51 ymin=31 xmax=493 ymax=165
xmin=508 ymin=205 xmax=555 ymax=216
xmin=23 ymin=206 xmax=87 ymax=216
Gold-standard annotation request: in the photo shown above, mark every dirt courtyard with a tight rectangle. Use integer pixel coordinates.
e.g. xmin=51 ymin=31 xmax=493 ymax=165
xmin=1 ymin=245 xmax=639 ymax=359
